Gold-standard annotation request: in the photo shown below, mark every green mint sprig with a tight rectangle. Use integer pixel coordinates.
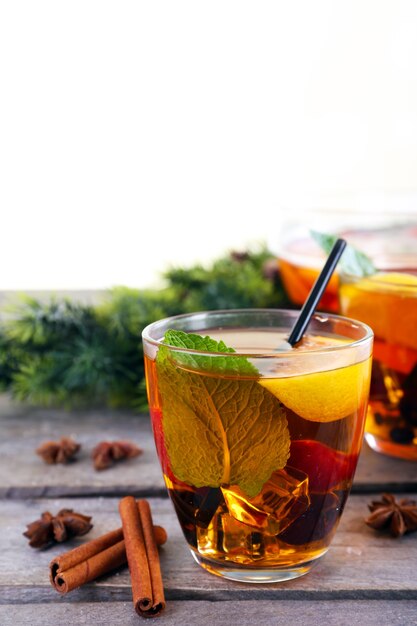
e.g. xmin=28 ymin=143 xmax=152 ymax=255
xmin=160 ymin=329 xmax=258 ymax=377
xmin=155 ymin=329 xmax=290 ymax=497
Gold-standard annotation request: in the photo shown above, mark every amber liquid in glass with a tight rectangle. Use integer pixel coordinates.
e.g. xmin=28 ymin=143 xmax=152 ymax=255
xmin=145 ymin=330 xmax=370 ymax=572
xmin=340 ymin=273 xmax=417 ymax=460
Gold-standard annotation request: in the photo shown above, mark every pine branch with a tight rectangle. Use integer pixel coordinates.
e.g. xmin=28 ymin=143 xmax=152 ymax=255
xmin=0 ymin=247 xmax=287 ymax=409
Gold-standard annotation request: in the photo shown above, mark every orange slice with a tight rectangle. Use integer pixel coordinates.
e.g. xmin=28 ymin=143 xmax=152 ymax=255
xmin=371 ymin=272 xmax=417 ymax=286
xmin=260 ymin=358 xmax=371 ymax=422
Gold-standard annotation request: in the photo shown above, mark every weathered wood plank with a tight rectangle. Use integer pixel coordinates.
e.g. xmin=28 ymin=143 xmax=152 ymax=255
xmin=354 ymin=443 xmax=417 ymax=492
xmin=0 ymin=600 xmax=416 ymax=626
xmin=1 ymin=495 xmax=416 ymax=600
xmin=1 ymin=396 xmax=416 ymax=497
xmin=0 ymin=396 xmax=165 ymax=498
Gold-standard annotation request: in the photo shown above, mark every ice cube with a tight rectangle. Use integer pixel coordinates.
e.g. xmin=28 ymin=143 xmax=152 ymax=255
xmin=221 ymin=466 xmax=310 ymax=536
xmin=196 ymin=503 xmax=281 ymax=563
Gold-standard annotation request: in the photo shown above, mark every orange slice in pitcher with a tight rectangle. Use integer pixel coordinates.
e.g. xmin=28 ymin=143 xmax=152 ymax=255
xmin=370 ymin=272 xmax=417 ymax=288
xmin=341 ymin=272 xmax=417 ymax=350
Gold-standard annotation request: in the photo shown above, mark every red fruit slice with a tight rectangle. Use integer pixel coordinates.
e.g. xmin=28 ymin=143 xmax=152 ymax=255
xmin=289 ymin=440 xmax=358 ymax=493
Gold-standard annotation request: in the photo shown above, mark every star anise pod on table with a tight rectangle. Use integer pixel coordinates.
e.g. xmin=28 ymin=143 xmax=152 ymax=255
xmin=36 ymin=436 xmax=81 ymax=464
xmin=23 ymin=509 xmax=93 ymax=548
xmin=365 ymin=493 xmax=417 ymax=537
xmin=92 ymin=440 xmax=142 ymax=470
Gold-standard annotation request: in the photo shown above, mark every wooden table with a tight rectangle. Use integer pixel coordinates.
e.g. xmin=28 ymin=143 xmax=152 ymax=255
xmin=0 ymin=395 xmax=416 ymax=626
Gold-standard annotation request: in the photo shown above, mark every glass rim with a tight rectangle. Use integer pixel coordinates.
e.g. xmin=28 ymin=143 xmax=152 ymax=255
xmin=279 ymin=247 xmax=417 ymax=272
xmin=277 ymin=219 xmax=417 ymax=270
xmin=341 ymin=271 xmax=417 ymax=290
xmin=142 ymin=308 xmax=373 ymax=358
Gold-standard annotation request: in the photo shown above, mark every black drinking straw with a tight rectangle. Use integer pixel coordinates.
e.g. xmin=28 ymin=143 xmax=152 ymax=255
xmin=287 ymin=238 xmax=347 ymax=347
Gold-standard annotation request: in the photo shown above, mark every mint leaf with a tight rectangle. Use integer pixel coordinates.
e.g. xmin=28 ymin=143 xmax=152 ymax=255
xmin=156 ymin=330 xmax=290 ymax=497
xmin=311 ymin=230 xmax=376 ymax=277
xmin=161 ymin=329 xmax=258 ymax=377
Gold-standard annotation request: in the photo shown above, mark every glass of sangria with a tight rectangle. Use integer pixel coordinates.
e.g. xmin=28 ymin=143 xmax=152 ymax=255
xmin=278 ymin=212 xmax=417 ymax=312
xmin=142 ymin=309 xmax=373 ymax=582
xmin=340 ymin=269 xmax=417 ymax=460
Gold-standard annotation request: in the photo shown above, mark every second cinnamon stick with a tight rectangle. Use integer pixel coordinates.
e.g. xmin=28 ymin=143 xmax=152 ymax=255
xmin=119 ymin=496 xmax=165 ymax=617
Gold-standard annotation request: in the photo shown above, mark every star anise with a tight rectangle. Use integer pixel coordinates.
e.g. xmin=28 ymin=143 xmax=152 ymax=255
xmin=36 ymin=437 xmax=81 ymax=464
xmin=23 ymin=509 xmax=93 ymax=548
xmin=365 ymin=493 xmax=417 ymax=537
xmin=92 ymin=440 xmax=142 ymax=470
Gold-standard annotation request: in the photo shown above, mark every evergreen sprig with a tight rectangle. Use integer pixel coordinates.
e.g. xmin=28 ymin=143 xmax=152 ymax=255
xmin=0 ymin=248 xmax=288 ymax=410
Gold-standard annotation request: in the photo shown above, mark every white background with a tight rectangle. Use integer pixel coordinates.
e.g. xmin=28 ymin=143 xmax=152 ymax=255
xmin=1 ymin=1 xmax=417 ymax=289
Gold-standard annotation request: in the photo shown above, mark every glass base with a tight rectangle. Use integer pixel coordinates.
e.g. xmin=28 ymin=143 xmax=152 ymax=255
xmin=365 ymin=433 xmax=417 ymax=461
xmin=191 ymin=550 xmax=321 ymax=583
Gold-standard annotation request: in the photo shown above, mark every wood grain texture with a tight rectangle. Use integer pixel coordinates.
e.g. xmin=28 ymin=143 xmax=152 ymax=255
xmin=1 ymin=600 xmax=416 ymax=626
xmin=0 ymin=396 xmax=416 ymax=498
xmin=354 ymin=444 xmax=417 ymax=492
xmin=0 ymin=397 xmax=165 ymax=498
xmin=2 ymin=495 xmax=417 ymax=601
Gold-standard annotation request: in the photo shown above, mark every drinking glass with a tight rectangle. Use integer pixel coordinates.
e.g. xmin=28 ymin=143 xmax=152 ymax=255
xmin=142 ymin=309 xmax=373 ymax=582
xmin=340 ymin=271 xmax=417 ymax=460
xmin=277 ymin=213 xmax=417 ymax=312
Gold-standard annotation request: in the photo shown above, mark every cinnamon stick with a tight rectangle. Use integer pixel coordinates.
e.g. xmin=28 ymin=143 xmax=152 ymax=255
xmin=53 ymin=540 xmax=127 ymax=594
xmin=119 ymin=496 xmax=165 ymax=617
xmin=50 ymin=509 xmax=167 ymax=594
xmin=138 ymin=500 xmax=165 ymax=616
